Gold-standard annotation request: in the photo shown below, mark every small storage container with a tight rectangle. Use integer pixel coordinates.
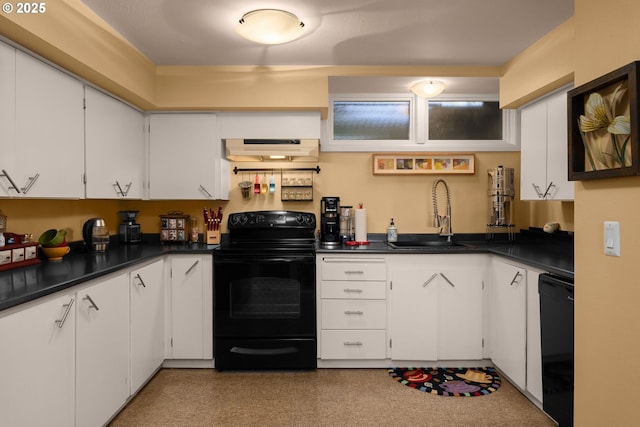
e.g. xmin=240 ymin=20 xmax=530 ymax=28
xmin=159 ymin=212 xmax=190 ymax=243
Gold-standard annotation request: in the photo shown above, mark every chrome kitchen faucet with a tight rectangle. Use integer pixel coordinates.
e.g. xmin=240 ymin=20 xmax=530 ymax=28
xmin=432 ymin=179 xmax=453 ymax=242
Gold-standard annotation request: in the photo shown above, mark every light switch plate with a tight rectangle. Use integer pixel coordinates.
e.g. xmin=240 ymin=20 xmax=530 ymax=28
xmin=604 ymin=221 xmax=620 ymax=256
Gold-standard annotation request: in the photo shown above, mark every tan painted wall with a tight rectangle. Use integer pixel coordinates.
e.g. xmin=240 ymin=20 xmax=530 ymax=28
xmin=570 ymin=0 xmax=640 ymax=425
xmin=1 ymin=151 xmax=526 ymax=243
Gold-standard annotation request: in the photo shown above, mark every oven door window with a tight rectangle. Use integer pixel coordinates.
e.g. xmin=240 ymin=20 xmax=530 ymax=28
xmin=214 ymin=254 xmax=315 ymax=338
xmin=230 ymin=277 xmax=300 ymax=319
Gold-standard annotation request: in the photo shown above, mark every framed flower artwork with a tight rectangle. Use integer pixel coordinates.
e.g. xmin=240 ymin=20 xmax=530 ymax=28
xmin=568 ymin=61 xmax=640 ymax=180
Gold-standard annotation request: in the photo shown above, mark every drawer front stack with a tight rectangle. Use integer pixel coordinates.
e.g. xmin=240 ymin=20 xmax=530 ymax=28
xmin=318 ymin=256 xmax=387 ymax=359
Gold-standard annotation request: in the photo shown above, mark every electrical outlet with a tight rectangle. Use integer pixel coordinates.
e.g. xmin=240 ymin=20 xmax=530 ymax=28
xmin=604 ymin=221 xmax=620 ymax=256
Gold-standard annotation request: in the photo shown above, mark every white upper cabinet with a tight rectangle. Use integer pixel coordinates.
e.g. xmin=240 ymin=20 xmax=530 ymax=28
xmin=0 ymin=42 xmax=16 ymax=179
xmin=520 ymin=87 xmax=574 ymax=201
xmin=84 ymin=86 xmax=145 ymax=199
xmin=149 ymin=113 xmax=229 ymax=200
xmin=0 ymin=50 xmax=85 ymax=198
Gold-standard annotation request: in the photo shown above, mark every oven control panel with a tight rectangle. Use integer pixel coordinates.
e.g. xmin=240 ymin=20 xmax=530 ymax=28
xmin=228 ymin=211 xmax=316 ymax=229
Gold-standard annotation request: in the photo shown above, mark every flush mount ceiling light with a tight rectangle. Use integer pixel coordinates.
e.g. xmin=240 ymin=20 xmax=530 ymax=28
xmin=236 ymin=9 xmax=305 ymax=45
xmin=410 ymin=80 xmax=446 ymax=98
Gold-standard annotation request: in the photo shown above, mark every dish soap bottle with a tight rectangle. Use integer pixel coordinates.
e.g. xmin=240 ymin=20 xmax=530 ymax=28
xmin=387 ymin=218 xmax=397 ymax=242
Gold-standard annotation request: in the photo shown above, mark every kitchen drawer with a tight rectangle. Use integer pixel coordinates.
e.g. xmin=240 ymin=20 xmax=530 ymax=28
xmin=321 ymin=330 xmax=386 ymax=359
xmin=320 ymin=257 xmax=386 ymax=281
xmin=321 ymin=299 xmax=386 ymax=330
xmin=320 ymin=280 xmax=386 ymax=300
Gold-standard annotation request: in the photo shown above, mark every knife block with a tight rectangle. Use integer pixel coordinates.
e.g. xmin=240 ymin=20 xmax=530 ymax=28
xmin=205 ymin=229 xmax=221 ymax=245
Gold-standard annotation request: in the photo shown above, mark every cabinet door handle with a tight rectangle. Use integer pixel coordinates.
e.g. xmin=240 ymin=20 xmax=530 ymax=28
xmin=114 ymin=181 xmax=124 ymax=197
xmin=440 ymin=273 xmax=455 ymax=288
xmin=542 ymin=182 xmax=557 ymax=199
xmin=20 ymin=173 xmax=40 ymax=194
xmin=55 ymin=298 xmax=74 ymax=328
xmin=531 ymin=182 xmax=543 ymax=198
xmin=343 ymin=341 xmax=363 ymax=346
xmin=199 ymin=185 xmax=213 ymax=198
xmin=185 ymin=260 xmax=200 ymax=275
xmin=134 ymin=273 xmax=146 ymax=287
xmin=422 ymin=273 xmax=438 ymax=287
xmin=0 ymin=169 xmax=20 ymax=193
xmin=344 ymin=310 xmax=364 ymax=315
xmin=343 ymin=288 xmax=363 ymax=293
xmin=83 ymin=294 xmax=100 ymax=311
xmin=509 ymin=271 xmax=523 ymax=286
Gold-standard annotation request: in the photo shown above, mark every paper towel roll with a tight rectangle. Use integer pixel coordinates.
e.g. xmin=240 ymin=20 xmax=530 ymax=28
xmin=355 ymin=208 xmax=367 ymax=242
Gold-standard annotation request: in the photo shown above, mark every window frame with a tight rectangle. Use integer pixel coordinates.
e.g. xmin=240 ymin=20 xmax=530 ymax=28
xmin=324 ymin=93 xmax=519 ymax=152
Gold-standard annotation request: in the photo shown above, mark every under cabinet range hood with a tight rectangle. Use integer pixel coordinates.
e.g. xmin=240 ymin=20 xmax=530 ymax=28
xmin=225 ymin=138 xmax=319 ymax=162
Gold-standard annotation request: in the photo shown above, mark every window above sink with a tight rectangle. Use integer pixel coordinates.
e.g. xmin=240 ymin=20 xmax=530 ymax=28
xmin=324 ymin=76 xmax=518 ymax=153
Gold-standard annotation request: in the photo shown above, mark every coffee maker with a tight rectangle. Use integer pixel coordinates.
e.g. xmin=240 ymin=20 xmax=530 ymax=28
xmin=82 ymin=218 xmax=109 ymax=252
xmin=118 ymin=210 xmax=141 ymax=244
xmin=320 ymin=196 xmax=341 ymax=247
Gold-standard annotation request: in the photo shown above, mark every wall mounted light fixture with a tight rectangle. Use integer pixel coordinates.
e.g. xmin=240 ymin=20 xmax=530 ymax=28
xmin=236 ymin=9 xmax=305 ymax=45
xmin=410 ymin=80 xmax=446 ymax=98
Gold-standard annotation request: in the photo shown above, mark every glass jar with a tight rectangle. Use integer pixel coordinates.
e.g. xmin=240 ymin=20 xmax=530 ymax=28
xmin=0 ymin=209 xmax=6 ymax=234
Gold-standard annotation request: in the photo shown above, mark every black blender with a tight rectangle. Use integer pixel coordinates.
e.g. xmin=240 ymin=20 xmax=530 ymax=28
xmin=320 ymin=197 xmax=340 ymax=247
xmin=118 ymin=210 xmax=141 ymax=244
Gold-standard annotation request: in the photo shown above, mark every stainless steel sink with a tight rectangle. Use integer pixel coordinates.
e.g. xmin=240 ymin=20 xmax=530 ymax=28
xmin=387 ymin=240 xmax=464 ymax=248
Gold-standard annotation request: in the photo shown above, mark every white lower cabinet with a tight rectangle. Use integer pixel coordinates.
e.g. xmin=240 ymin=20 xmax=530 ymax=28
xmin=0 ymin=292 xmax=76 ymax=427
xmin=0 ymin=257 xmax=170 ymax=427
xmin=130 ymin=259 xmax=165 ymax=393
xmin=490 ymin=257 xmax=527 ymax=390
xmin=318 ymin=255 xmax=387 ymax=360
xmin=388 ymin=254 xmax=486 ymax=361
xmin=489 ymin=256 xmax=545 ymax=402
xmin=76 ymin=273 xmax=130 ymax=427
xmin=525 ymin=266 xmax=545 ymax=403
xmin=166 ymin=255 xmax=213 ymax=359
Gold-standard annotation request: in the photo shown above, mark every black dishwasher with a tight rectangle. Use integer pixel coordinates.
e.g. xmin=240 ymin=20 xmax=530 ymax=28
xmin=539 ymin=273 xmax=574 ymax=427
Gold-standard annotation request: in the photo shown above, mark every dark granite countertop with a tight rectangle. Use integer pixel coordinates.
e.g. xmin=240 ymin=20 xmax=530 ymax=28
xmin=0 ymin=237 xmax=216 ymax=312
xmin=1 ymin=228 xmax=573 ymax=313
xmin=317 ymin=229 xmax=574 ymax=280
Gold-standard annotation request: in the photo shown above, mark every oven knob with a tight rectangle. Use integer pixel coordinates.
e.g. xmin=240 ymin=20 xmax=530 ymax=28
xmin=296 ymin=214 xmax=304 ymax=224
xmin=239 ymin=214 xmax=248 ymax=224
xmin=305 ymin=215 xmax=314 ymax=225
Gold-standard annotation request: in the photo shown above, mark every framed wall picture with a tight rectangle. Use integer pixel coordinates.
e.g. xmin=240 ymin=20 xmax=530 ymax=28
xmin=568 ymin=61 xmax=640 ymax=180
xmin=372 ymin=153 xmax=475 ymax=175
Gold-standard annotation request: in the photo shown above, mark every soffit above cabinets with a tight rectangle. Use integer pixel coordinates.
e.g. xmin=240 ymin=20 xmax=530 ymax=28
xmin=329 ymin=76 xmax=500 ymax=96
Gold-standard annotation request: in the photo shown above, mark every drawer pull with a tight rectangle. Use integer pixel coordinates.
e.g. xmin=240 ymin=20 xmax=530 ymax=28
xmin=344 ymin=310 xmax=364 ymax=315
xmin=343 ymin=288 xmax=363 ymax=293
xmin=344 ymin=270 xmax=364 ymax=274
xmin=343 ymin=341 xmax=363 ymax=346
xmin=323 ymin=257 xmax=385 ymax=263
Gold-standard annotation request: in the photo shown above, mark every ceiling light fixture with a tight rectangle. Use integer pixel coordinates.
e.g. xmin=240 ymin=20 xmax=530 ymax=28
xmin=410 ymin=80 xmax=446 ymax=98
xmin=236 ymin=9 xmax=305 ymax=45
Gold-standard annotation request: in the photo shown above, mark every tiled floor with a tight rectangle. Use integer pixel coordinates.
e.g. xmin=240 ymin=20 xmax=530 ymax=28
xmin=109 ymin=368 xmax=555 ymax=427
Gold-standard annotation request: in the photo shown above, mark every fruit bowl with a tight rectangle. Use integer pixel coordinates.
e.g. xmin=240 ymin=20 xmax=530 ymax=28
xmin=41 ymin=246 xmax=70 ymax=261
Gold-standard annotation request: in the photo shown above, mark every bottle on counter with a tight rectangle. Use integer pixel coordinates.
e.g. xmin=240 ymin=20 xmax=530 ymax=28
xmin=387 ymin=218 xmax=397 ymax=242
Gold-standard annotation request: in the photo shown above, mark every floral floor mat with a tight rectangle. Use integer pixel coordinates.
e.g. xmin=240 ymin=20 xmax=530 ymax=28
xmin=388 ymin=367 xmax=501 ymax=396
